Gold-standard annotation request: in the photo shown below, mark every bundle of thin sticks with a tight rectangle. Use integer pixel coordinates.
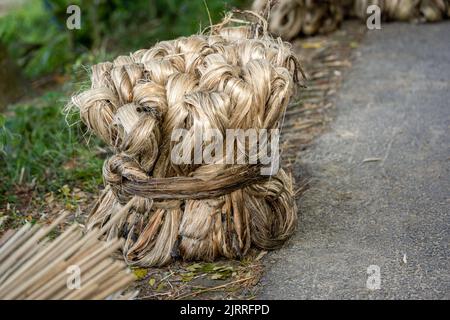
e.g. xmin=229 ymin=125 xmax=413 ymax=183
xmin=70 ymin=13 xmax=301 ymax=267
xmin=253 ymin=0 xmax=450 ymax=39
xmin=0 ymin=212 xmax=136 ymax=299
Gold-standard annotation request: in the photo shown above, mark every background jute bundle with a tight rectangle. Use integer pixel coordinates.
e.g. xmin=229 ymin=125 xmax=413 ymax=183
xmin=0 ymin=212 xmax=136 ymax=299
xmin=252 ymin=0 xmax=350 ymax=39
xmin=71 ymin=14 xmax=302 ymax=267
xmin=252 ymin=0 xmax=450 ymax=39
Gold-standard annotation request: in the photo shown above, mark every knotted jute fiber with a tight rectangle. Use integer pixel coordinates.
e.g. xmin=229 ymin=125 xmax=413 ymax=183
xmin=70 ymin=14 xmax=303 ymax=267
xmin=253 ymin=0 xmax=450 ymax=39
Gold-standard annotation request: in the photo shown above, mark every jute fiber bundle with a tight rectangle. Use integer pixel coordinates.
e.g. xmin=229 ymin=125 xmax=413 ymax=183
xmin=252 ymin=0 xmax=449 ymax=39
xmin=71 ymin=13 xmax=302 ymax=267
xmin=0 ymin=212 xmax=136 ymax=299
xmin=252 ymin=0 xmax=348 ymax=40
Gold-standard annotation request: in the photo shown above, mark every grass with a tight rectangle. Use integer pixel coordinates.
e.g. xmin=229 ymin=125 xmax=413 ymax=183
xmin=0 ymin=89 xmax=104 ymax=207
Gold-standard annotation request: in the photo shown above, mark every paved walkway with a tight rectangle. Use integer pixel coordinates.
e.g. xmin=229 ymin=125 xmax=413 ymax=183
xmin=261 ymin=22 xmax=450 ymax=299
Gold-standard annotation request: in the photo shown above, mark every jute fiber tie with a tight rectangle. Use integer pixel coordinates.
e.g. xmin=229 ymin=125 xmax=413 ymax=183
xmin=71 ymin=13 xmax=302 ymax=266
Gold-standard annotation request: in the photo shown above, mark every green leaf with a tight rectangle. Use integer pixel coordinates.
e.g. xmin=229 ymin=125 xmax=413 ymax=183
xmin=132 ymin=268 xmax=148 ymax=280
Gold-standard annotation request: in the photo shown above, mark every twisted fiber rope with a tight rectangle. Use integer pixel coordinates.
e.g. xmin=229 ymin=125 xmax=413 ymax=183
xmin=253 ymin=0 xmax=450 ymax=39
xmin=71 ymin=15 xmax=303 ymax=267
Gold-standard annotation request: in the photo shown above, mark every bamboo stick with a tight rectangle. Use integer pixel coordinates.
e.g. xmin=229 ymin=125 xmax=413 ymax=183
xmin=0 ymin=213 xmax=136 ymax=300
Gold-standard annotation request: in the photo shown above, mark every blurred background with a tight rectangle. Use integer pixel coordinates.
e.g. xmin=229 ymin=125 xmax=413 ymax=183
xmin=0 ymin=0 xmax=247 ymax=227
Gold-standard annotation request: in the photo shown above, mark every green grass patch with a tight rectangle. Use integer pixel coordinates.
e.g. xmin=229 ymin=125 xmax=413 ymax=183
xmin=0 ymin=90 xmax=103 ymax=205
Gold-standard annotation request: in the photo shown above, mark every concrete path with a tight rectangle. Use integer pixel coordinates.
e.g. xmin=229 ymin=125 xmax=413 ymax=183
xmin=261 ymin=22 xmax=450 ymax=299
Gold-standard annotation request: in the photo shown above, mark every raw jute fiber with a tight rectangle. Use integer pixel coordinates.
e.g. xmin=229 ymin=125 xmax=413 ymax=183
xmin=70 ymin=14 xmax=303 ymax=267
xmin=253 ymin=0 xmax=450 ymax=39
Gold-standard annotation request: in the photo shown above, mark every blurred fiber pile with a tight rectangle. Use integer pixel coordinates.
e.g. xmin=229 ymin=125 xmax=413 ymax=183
xmin=252 ymin=0 xmax=450 ymax=39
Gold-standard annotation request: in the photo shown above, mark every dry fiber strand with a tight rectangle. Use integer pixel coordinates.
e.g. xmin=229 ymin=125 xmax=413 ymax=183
xmin=0 ymin=211 xmax=137 ymax=300
xmin=253 ymin=0 xmax=450 ymax=39
xmin=70 ymin=13 xmax=302 ymax=267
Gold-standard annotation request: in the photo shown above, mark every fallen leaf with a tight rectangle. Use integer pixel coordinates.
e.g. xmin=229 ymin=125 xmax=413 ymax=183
xmin=185 ymin=263 xmax=202 ymax=272
xmin=133 ymin=268 xmax=148 ymax=280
